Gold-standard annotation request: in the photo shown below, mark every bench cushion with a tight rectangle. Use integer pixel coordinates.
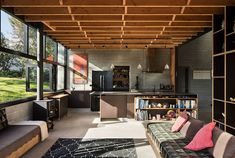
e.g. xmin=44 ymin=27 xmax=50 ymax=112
xmin=147 ymin=122 xmax=213 ymax=158
xmin=208 ymin=127 xmax=235 ymax=158
xmin=0 ymin=125 xmax=40 ymax=158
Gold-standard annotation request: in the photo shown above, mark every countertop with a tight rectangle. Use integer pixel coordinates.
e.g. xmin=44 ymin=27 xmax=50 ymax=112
xmin=90 ymin=91 xmax=197 ymax=96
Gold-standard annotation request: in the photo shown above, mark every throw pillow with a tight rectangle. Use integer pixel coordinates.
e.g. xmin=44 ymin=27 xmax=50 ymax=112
xmin=180 ymin=116 xmax=204 ymax=141
xmin=171 ymin=111 xmax=188 ymax=132
xmin=184 ymin=122 xmax=216 ymax=151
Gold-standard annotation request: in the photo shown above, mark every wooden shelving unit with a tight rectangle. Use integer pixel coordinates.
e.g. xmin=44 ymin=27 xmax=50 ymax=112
xmin=112 ymin=66 xmax=130 ymax=91
xmin=134 ymin=95 xmax=198 ymax=121
xmin=213 ymin=6 xmax=235 ymax=135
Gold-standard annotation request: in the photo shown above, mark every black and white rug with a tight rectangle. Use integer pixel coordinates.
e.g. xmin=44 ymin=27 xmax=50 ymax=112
xmin=42 ymin=138 xmax=138 ymax=158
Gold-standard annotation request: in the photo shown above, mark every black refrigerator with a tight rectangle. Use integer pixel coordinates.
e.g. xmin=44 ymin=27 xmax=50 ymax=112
xmin=91 ymin=71 xmax=113 ymax=91
xmin=90 ymin=71 xmax=113 ymax=111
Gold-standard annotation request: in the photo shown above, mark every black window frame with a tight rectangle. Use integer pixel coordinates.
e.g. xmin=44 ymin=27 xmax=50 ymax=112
xmin=0 ymin=8 xmax=67 ymax=108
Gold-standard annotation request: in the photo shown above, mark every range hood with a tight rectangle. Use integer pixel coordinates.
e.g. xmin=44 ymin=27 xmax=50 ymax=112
xmin=143 ymin=48 xmax=171 ymax=73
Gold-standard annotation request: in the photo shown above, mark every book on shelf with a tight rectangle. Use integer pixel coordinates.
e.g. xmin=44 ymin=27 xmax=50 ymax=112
xmin=177 ymin=100 xmax=196 ymax=109
xmin=136 ymin=109 xmax=148 ymax=121
xmin=135 ymin=97 xmax=149 ymax=109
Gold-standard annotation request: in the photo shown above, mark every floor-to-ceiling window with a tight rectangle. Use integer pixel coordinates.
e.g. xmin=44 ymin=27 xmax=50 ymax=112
xmin=0 ymin=9 xmax=66 ymax=105
xmin=0 ymin=10 xmax=37 ymax=103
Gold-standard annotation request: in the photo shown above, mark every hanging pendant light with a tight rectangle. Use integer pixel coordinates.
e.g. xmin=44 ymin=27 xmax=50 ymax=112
xmin=110 ymin=64 xmax=115 ymax=69
xmin=164 ymin=64 xmax=170 ymax=70
xmin=137 ymin=64 xmax=142 ymax=70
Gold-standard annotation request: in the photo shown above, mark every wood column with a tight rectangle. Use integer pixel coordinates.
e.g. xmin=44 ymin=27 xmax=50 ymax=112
xmin=170 ymin=48 xmax=176 ymax=92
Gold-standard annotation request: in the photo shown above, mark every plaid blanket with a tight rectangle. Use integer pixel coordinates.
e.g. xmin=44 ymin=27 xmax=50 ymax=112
xmin=147 ymin=122 xmax=213 ymax=158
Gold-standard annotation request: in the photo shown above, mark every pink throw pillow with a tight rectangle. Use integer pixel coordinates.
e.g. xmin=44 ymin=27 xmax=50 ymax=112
xmin=184 ymin=122 xmax=216 ymax=151
xmin=171 ymin=111 xmax=188 ymax=132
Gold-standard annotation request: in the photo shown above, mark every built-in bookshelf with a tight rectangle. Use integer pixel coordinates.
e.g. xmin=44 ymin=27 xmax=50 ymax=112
xmin=213 ymin=6 xmax=235 ymax=135
xmin=134 ymin=95 xmax=198 ymax=121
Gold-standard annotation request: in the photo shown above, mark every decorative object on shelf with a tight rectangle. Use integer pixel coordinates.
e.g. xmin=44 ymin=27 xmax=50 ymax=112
xmin=163 ymin=104 xmax=168 ymax=108
xmin=222 ymin=113 xmax=225 ymax=118
xmin=222 ymin=42 xmax=225 ymax=52
xmin=156 ymin=114 xmax=161 ymax=120
xmin=230 ymin=97 xmax=235 ymax=102
xmin=167 ymin=110 xmax=176 ymax=119
xmin=221 ymin=19 xmax=224 ymax=29
xmin=159 ymin=83 xmax=174 ymax=91
xmin=157 ymin=103 xmax=162 ymax=108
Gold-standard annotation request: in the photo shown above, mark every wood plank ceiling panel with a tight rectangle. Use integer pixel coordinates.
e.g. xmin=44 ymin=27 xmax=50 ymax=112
xmin=1 ymin=0 xmax=232 ymax=49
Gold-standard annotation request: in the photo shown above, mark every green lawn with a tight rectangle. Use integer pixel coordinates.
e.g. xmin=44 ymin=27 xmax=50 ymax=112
xmin=0 ymin=77 xmax=36 ymax=103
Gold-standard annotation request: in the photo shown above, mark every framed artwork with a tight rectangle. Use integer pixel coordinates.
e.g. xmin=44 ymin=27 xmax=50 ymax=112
xmin=73 ymin=53 xmax=88 ymax=84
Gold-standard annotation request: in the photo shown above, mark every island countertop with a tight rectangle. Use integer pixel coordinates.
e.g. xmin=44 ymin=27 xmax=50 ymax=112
xmin=97 ymin=91 xmax=198 ymax=119
xmin=90 ymin=91 xmax=197 ymax=96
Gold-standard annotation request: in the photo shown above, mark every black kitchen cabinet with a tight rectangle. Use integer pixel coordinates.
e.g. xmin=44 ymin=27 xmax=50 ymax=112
xmin=90 ymin=94 xmax=100 ymax=111
xmin=69 ymin=91 xmax=91 ymax=108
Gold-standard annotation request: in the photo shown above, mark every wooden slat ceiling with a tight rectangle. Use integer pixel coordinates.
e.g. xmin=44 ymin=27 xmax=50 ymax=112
xmin=2 ymin=0 xmax=235 ymax=49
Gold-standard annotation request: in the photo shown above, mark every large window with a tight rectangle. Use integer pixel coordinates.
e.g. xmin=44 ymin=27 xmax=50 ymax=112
xmin=0 ymin=9 xmax=66 ymax=105
xmin=57 ymin=65 xmax=65 ymax=90
xmin=0 ymin=53 xmax=36 ymax=103
xmin=26 ymin=63 xmax=37 ymax=91
xmin=43 ymin=64 xmax=53 ymax=91
xmin=1 ymin=10 xmax=26 ymax=53
xmin=45 ymin=37 xmax=56 ymax=61
xmin=28 ymin=26 xmax=37 ymax=56
xmin=58 ymin=43 xmax=65 ymax=65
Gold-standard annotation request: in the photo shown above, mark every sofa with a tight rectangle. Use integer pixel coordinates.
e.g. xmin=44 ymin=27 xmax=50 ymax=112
xmin=146 ymin=117 xmax=235 ymax=158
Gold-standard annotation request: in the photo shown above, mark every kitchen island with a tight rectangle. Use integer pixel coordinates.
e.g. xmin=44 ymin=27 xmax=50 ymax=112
xmin=95 ymin=91 xmax=198 ymax=120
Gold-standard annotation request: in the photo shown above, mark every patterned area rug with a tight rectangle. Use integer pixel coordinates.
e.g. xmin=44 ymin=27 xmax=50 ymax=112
xmin=42 ymin=138 xmax=138 ymax=158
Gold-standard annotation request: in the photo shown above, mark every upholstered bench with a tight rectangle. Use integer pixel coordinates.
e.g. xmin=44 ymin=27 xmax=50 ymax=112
xmin=146 ymin=117 xmax=235 ymax=158
xmin=0 ymin=108 xmax=48 ymax=158
xmin=0 ymin=125 xmax=41 ymax=158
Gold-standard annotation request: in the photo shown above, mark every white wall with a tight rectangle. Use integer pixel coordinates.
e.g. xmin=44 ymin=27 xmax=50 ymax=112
xmin=67 ymin=49 xmax=170 ymax=91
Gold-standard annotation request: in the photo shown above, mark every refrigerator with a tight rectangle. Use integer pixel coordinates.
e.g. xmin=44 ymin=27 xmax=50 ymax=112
xmin=90 ymin=70 xmax=113 ymax=111
xmin=91 ymin=71 xmax=113 ymax=91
